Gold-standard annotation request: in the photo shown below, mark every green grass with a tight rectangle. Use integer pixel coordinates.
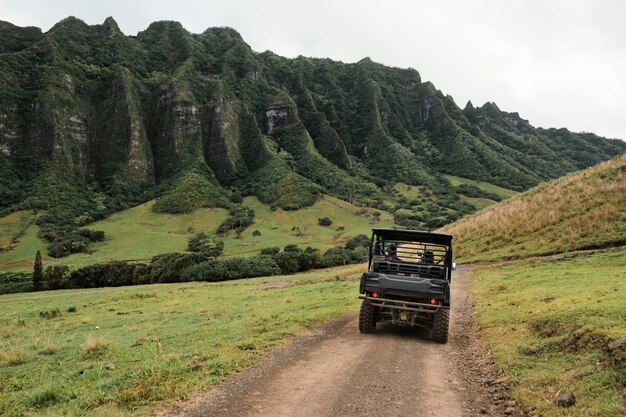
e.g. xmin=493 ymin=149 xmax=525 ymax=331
xmin=471 ymin=249 xmax=626 ymax=416
xmin=220 ymin=195 xmax=394 ymax=257
xmin=459 ymin=195 xmax=496 ymax=210
xmin=0 ymin=263 xmax=365 ymax=416
xmin=0 ymin=195 xmax=393 ymax=271
xmin=444 ymin=175 xmax=518 ymax=199
xmin=0 ymin=211 xmax=36 ymax=250
xmin=0 ymin=214 xmax=45 ymax=271
xmin=0 ymin=201 xmax=230 ymax=271
xmin=392 ymin=182 xmax=425 ymax=200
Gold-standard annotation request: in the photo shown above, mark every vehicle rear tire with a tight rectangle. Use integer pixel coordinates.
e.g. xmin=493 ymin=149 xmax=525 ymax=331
xmin=432 ymin=307 xmax=449 ymax=343
xmin=359 ymin=300 xmax=377 ymax=333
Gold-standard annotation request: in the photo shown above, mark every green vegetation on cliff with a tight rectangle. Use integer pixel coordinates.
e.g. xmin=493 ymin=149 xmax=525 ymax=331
xmin=0 ymin=16 xmax=625 ymax=259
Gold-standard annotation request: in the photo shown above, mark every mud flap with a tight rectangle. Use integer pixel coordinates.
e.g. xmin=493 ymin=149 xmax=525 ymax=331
xmin=444 ymin=283 xmax=451 ymax=305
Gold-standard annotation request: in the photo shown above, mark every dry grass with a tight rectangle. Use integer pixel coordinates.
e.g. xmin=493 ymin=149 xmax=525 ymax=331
xmin=0 ymin=344 xmax=29 ymax=366
xmin=442 ymin=154 xmax=626 ymax=262
xmin=82 ymin=335 xmax=111 ymax=358
xmin=41 ymin=344 xmax=57 ymax=355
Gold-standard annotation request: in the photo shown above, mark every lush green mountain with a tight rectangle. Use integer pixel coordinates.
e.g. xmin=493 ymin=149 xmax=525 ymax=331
xmin=1 ymin=17 xmax=625 ymax=258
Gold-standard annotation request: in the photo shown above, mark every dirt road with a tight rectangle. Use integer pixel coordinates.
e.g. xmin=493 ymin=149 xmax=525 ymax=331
xmin=161 ymin=266 xmax=524 ymax=417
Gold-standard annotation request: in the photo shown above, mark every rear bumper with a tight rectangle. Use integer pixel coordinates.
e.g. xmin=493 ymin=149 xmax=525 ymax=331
xmin=359 ymin=272 xmax=450 ymax=305
xmin=359 ymin=294 xmax=443 ymax=313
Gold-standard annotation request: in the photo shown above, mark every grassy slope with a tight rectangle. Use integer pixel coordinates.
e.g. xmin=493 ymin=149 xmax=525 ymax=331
xmin=0 ymin=195 xmax=393 ymax=271
xmin=394 ymin=178 xmax=517 ymax=210
xmin=471 ymin=250 xmax=625 ymax=417
xmin=0 ymin=263 xmax=365 ymax=416
xmin=0 ymin=212 xmax=43 ymax=271
xmin=442 ymin=154 xmax=626 ymax=262
xmin=444 ymin=175 xmax=518 ymax=199
xmin=0 ymin=211 xmax=36 ymax=249
xmin=221 ymin=195 xmax=394 ymax=257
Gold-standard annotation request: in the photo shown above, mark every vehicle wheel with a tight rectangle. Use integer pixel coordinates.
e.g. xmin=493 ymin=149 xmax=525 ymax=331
xmin=432 ymin=307 xmax=449 ymax=343
xmin=359 ymin=300 xmax=377 ymax=333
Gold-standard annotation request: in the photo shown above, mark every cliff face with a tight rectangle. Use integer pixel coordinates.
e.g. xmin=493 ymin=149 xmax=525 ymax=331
xmin=1 ymin=17 xmax=625 ymax=217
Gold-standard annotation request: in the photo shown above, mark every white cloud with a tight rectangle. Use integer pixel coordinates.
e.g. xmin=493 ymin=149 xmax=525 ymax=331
xmin=1 ymin=0 xmax=624 ymax=140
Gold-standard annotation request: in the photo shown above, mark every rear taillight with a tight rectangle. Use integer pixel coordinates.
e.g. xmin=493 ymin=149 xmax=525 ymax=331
xmin=371 ymin=292 xmax=379 ymax=298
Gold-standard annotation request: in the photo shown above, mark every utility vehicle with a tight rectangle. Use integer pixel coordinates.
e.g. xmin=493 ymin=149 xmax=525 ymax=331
xmin=358 ymin=228 xmax=454 ymax=343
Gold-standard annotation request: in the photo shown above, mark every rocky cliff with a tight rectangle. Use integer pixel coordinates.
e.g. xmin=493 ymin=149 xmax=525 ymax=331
xmin=1 ymin=17 xmax=624 ymax=226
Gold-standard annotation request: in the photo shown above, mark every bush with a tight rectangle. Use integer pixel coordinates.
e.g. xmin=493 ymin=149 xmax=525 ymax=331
xmin=0 ymin=271 xmax=33 ymax=294
xmin=455 ymin=184 xmax=502 ymax=201
xmin=149 ymin=253 xmax=207 ymax=283
xmin=79 ymin=229 xmax=105 ymax=242
xmin=187 ymin=232 xmax=224 ymax=257
xmin=260 ymin=247 xmax=280 ymax=256
xmin=43 ymin=266 xmax=70 ymax=290
xmin=182 ymin=255 xmax=281 ymax=281
xmin=252 ymin=230 xmax=262 ymax=236
xmin=217 ymin=206 xmax=255 ymax=235
xmin=345 ymin=234 xmax=370 ymax=250
xmin=70 ymin=262 xmax=140 ymax=288
xmin=317 ymin=217 xmax=333 ymax=226
xmin=39 ymin=308 xmax=61 ymax=319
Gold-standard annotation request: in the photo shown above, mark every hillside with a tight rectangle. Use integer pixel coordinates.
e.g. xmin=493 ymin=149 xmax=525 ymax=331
xmin=0 ymin=194 xmax=393 ymax=271
xmin=1 ymin=16 xmax=625 ymax=261
xmin=442 ymin=154 xmax=626 ymax=262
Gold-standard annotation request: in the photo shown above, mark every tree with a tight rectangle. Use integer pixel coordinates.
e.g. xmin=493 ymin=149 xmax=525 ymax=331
xmin=33 ymin=250 xmax=43 ymax=290
xmin=44 ymin=266 xmax=70 ymax=290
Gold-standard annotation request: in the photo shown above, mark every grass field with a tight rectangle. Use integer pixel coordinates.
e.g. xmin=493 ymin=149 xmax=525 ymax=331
xmin=471 ymin=249 xmax=626 ymax=417
xmin=220 ymin=196 xmax=394 ymax=257
xmin=0 ymin=263 xmax=365 ymax=416
xmin=0 ymin=195 xmax=394 ymax=272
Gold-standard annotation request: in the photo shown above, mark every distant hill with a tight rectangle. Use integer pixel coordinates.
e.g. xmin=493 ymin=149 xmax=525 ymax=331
xmin=442 ymin=154 xmax=626 ymax=262
xmin=1 ymin=16 xmax=625 ymax=260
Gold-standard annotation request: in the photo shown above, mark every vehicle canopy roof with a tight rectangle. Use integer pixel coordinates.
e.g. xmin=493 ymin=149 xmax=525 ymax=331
xmin=371 ymin=228 xmax=452 ymax=247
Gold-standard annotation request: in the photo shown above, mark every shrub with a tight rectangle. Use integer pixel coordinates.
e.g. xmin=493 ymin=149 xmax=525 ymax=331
xmin=345 ymin=234 xmax=370 ymax=250
xmin=43 ymin=266 xmax=70 ymax=290
xmin=217 ymin=206 xmax=255 ymax=235
xmin=149 ymin=253 xmax=207 ymax=283
xmin=70 ymin=262 xmax=139 ymax=288
xmin=317 ymin=217 xmax=333 ymax=226
xmin=182 ymin=255 xmax=281 ymax=281
xmin=79 ymin=229 xmax=105 ymax=242
xmin=252 ymin=230 xmax=262 ymax=236
xmin=39 ymin=308 xmax=61 ymax=319
xmin=187 ymin=232 xmax=224 ymax=257
xmin=260 ymin=247 xmax=280 ymax=256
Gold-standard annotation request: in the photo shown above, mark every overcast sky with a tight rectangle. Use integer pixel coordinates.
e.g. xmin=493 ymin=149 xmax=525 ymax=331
xmin=1 ymin=0 xmax=625 ymax=140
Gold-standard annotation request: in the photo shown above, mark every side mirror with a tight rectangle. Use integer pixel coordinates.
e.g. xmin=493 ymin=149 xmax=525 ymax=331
xmin=452 ymin=262 xmax=457 ymax=271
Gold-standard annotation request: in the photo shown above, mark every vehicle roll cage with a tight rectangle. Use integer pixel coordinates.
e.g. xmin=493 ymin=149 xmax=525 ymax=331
xmin=368 ymin=228 xmax=453 ymax=281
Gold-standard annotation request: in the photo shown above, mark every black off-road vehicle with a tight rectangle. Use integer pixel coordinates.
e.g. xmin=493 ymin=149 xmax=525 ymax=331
xmin=358 ymin=228 xmax=454 ymax=343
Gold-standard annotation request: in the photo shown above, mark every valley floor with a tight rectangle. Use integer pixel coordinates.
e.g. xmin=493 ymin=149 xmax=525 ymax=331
xmin=156 ymin=266 xmax=521 ymax=417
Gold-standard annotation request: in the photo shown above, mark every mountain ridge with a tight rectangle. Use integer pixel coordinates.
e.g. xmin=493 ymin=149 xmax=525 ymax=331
xmin=1 ymin=16 xmax=625 ymax=258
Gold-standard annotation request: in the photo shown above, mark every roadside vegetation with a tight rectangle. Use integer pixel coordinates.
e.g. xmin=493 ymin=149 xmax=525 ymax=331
xmin=471 ymin=250 xmax=625 ymax=416
xmin=443 ymin=154 xmax=626 ymax=262
xmin=445 ymin=155 xmax=626 ymax=415
xmin=0 ymin=263 xmax=364 ymax=416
